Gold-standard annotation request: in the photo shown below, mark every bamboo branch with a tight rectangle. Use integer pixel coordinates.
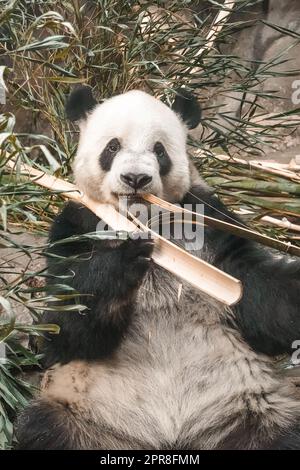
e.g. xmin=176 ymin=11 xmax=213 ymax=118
xmin=260 ymin=216 xmax=300 ymax=232
xmin=247 ymin=160 xmax=300 ymax=172
xmin=199 ymin=152 xmax=300 ymax=182
xmin=236 ymin=209 xmax=300 ymax=233
xmin=251 ymin=113 xmax=300 ymax=129
xmin=195 ymin=0 xmax=237 ymax=56
xmin=184 ymin=0 xmax=237 ymax=78
xmin=142 ymin=193 xmax=300 ymax=257
xmin=5 ymin=159 xmax=242 ymax=306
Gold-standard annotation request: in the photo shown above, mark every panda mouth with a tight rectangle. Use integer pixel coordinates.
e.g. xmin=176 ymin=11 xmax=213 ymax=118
xmin=111 ymin=191 xmax=149 ymax=201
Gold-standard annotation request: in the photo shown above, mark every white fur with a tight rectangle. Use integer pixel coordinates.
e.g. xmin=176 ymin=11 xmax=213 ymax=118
xmin=73 ymin=90 xmax=191 ymax=205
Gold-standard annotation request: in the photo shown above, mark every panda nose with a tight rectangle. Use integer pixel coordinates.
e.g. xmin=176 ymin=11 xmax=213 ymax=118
xmin=120 ymin=173 xmax=152 ymax=190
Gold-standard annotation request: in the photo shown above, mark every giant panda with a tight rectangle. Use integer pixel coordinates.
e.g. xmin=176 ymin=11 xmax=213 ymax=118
xmin=16 ymin=86 xmax=300 ymax=450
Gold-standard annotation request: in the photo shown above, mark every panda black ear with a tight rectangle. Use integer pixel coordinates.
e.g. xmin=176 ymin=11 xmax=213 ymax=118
xmin=171 ymin=89 xmax=201 ymax=130
xmin=65 ymin=86 xmax=98 ymax=122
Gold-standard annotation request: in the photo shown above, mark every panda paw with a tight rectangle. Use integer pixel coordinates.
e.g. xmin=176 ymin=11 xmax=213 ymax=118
xmin=121 ymin=236 xmax=155 ymax=283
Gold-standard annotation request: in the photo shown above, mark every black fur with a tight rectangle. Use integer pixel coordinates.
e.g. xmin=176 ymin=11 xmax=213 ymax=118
xmin=15 ymin=399 xmax=154 ymax=450
xmin=172 ymin=89 xmax=202 ymax=129
xmin=270 ymin=424 xmax=300 ymax=450
xmin=40 ymin=201 xmax=154 ymax=367
xmin=100 ymin=137 xmax=121 ymax=171
xmin=182 ymin=187 xmax=300 ymax=357
xmin=15 ymin=399 xmax=300 ymax=450
xmin=38 ymin=187 xmax=300 ymax=367
xmin=17 ymin=187 xmax=300 ymax=450
xmin=65 ymin=86 xmax=97 ymax=122
xmin=66 ymin=86 xmax=202 ymax=130
xmin=15 ymin=400 xmax=84 ymax=450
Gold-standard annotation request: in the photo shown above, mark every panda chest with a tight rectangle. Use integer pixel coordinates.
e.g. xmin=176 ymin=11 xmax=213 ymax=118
xmin=82 ymin=269 xmax=240 ymax=447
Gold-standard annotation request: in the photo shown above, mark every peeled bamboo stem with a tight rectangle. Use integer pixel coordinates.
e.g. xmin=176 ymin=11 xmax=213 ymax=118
xmin=201 ymin=152 xmax=300 ymax=182
xmin=185 ymin=0 xmax=237 ymax=78
xmin=5 ymin=159 xmax=242 ymax=306
xmin=195 ymin=0 xmax=237 ymax=56
xmin=236 ymin=209 xmax=300 ymax=233
xmin=142 ymin=193 xmax=300 ymax=257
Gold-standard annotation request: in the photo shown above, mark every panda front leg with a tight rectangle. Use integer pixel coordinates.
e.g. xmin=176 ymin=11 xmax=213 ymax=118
xmin=41 ymin=202 xmax=154 ymax=367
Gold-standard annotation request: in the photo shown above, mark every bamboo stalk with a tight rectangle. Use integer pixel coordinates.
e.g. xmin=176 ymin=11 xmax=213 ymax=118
xmin=260 ymin=216 xmax=300 ymax=232
xmin=246 ymin=159 xmax=300 ymax=171
xmin=5 ymin=159 xmax=242 ymax=306
xmin=195 ymin=0 xmax=237 ymax=55
xmin=205 ymin=176 xmax=300 ymax=196
xmin=236 ymin=209 xmax=300 ymax=233
xmin=214 ymin=158 xmax=300 ymax=172
xmin=251 ymin=113 xmax=300 ymax=129
xmin=142 ymin=193 xmax=300 ymax=257
xmin=201 ymin=152 xmax=300 ymax=182
xmin=184 ymin=0 xmax=237 ymax=78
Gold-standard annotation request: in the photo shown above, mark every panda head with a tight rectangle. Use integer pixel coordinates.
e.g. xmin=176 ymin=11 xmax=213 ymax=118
xmin=66 ymin=86 xmax=201 ymax=206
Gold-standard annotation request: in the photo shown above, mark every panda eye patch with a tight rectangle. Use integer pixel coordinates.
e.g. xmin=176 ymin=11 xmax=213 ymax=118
xmin=153 ymin=142 xmax=172 ymax=176
xmin=100 ymin=138 xmax=121 ymax=171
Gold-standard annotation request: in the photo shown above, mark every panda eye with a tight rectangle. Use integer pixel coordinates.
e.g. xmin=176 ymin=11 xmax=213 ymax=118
xmin=153 ymin=142 xmax=167 ymax=160
xmin=153 ymin=141 xmax=172 ymax=176
xmin=107 ymin=138 xmax=120 ymax=153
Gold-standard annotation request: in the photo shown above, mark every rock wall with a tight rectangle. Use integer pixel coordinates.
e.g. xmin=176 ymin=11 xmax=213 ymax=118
xmin=198 ymin=0 xmax=300 ymax=157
